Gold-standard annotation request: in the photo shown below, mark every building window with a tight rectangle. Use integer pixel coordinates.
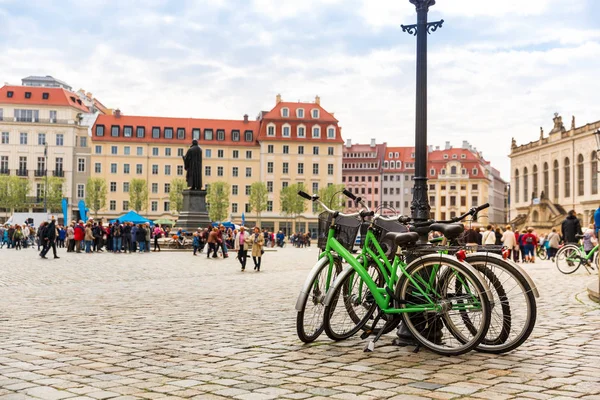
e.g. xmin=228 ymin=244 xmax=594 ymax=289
xmin=564 ymin=158 xmax=570 ymax=198
xmin=123 ymin=126 xmax=133 ymax=137
xmin=472 ymin=168 xmax=478 ymax=175
xmin=267 ymin=145 xmax=274 ymax=154
xmin=152 ymin=165 xmax=158 ymax=175
xmin=96 ymin=125 xmax=105 ymax=136
xmin=472 ymin=196 xmax=479 ymax=207
xmin=124 ymin=146 xmax=130 ymax=155
xmin=111 ymin=146 xmax=118 ymax=155
xmin=298 ymin=163 xmax=304 ymax=174
xmin=515 ymin=169 xmax=520 ymax=203
xmin=245 ymin=150 xmax=252 ymax=159
xmin=1 ymin=132 xmax=8 ymax=144
xmin=327 ymin=127 xmax=335 ymax=139
xmin=543 ymin=162 xmax=549 ymax=197
xmin=38 ymin=133 xmax=46 ymax=145
xmin=124 ymin=164 xmax=130 ymax=174
xmin=164 ymin=183 xmax=171 ymax=193
xmin=245 ymin=185 xmax=251 ymax=196
xmin=283 ymin=162 xmax=289 ymax=174
xmin=313 ymin=163 xmax=319 ymax=174
xmin=267 ymin=181 xmax=273 ymax=193
xmin=77 ymin=184 xmax=85 ymax=199
xmin=110 ymin=163 xmax=117 ymax=174
xmin=430 ymin=168 xmax=435 ymax=176
xmin=152 ymin=127 xmax=160 ymax=138
xmin=312 ymin=126 xmax=320 ymax=138
xmin=192 ymin=128 xmax=200 ymax=140
xmin=246 ymin=167 xmax=252 ymax=177
xmin=152 ymin=183 xmax=158 ymax=193
xmin=217 ymin=129 xmax=225 ymax=141
xmin=283 ymin=145 xmax=289 ymax=154
xmin=298 ymin=145 xmax=304 ymax=155
xmin=122 ymin=182 xmax=129 ymax=193
xmin=136 ymin=164 xmax=143 ymax=174
xmin=328 ymin=147 xmax=334 ymax=156
xmin=244 ymin=130 xmax=253 ymax=142
xmin=165 ymin=148 xmax=171 ymax=156
xmin=136 ymin=127 xmax=145 ymax=138
xmin=110 ymin=182 xmax=117 ymax=192
xmin=217 ymin=149 xmax=224 ymax=158
xmin=312 ymin=109 xmax=319 ymax=119
xmin=232 ymin=203 xmax=238 ymax=213
xmin=165 ymin=165 xmax=171 ymax=175
xmin=282 ymin=181 xmax=288 ymax=189
xmin=164 ymin=202 xmax=170 ymax=212
xmin=205 ymin=149 xmax=212 ymax=158
xmin=177 ymin=165 xmax=183 ymax=176
xmin=231 ymin=130 xmax=240 ymax=141
xmin=109 ymin=200 xmax=116 ymax=211
xmin=94 ymin=163 xmax=101 ymax=173
xmin=245 ymin=203 xmax=251 ymax=213
xmin=20 ymin=132 xmax=28 ymax=145
xmin=328 ymin=164 xmax=333 ymax=175
xmin=164 ymin=128 xmax=173 ymax=139
xmin=267 ymin=124 xmax=275 ymax=137
xmin=232 ymin=167 xmax=239 ymax=177
xmin=151 ymin=201 xmax=158 ymax=212
xmin=217 ymin=166 xmax=224 ymax=177
xmin=312 ymin=146 xmax=319 ymax=155
xmin=297 ymin=108 xmax=304 ymax=118
xmin=298 ymin=126 xmax=306 ymax=138
xmin=281 ymin=107 xmax=289 ymax=117
xmin=282 ymin=125 xmax=291 ymax=137
xmin=532 ymin=164 xmax=538 ymax=197
xmin=450 ymin=166 xmax=457 ymax=175
xmin=577 ymin=154 xmax=584 ymax=196
xmin=177 ymin=128 xmax=185 ymax=140
xmin=205 ymin=166 xmax=211 ymax=176
xmin=111 ymin=125 xmax=119 ymax=137
xmin=77 ymin=158 xmax=86 ymax=172
xmin=267 ymin=162 xmax=273 ymax=174
xmin=592 ymin=152 xmax=598 ymax=195
xmin=232 ymin=185 xmax=238 ymax=195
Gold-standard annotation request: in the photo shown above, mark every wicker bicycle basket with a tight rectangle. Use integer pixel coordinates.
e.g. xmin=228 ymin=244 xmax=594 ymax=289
xmin=317 ymin=211 xmax=362 ymax=252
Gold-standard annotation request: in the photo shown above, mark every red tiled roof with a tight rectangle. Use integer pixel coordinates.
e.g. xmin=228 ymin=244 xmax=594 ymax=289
xmin=427 ymin=149 xmax=488 ymax=179
xmin=262 ymin=101 xmax=338 ymax=122
xmin=0 ymin=85 xmax=90 ymax=112
xmin=93 ymin=114 xmax=260 ymax=146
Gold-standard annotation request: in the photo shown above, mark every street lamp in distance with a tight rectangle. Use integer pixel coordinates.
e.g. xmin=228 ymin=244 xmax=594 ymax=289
xmin=44 ymin=141 xmax=48 ymax=214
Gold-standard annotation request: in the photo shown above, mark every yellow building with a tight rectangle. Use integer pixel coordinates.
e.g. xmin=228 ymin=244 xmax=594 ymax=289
xmin=91 ymin=95 xmax=344 ymax=234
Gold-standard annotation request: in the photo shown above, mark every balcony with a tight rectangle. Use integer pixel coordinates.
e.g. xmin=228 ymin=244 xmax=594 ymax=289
xmin=0 ymin=169 xmax=9 ymax=175
xmin=15 ymin=169 xmax=28 ymax=177
xmin=9 ymin=117 xmax=77 ymax=125
xmin=53 ymin=170 xmax=64 ymax=177
xmin=26 ymin=196 xmax=44 ymax=205
xmin=34 ymin=169 xmax=46 ymax=177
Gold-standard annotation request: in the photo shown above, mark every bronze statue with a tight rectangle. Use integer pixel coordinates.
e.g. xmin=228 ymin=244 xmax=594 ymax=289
xmin=183 ymin=140 xmax=203 ymax=190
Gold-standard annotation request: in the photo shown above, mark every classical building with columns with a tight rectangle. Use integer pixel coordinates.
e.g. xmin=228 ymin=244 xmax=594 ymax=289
xmin=509 ymin=113 xmax=600 ymax=231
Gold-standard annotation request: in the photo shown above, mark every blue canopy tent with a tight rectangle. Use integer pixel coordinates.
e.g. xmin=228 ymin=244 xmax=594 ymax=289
xmin=109 ymin=211 xmax=154 ymax=225
xmin=211 ymin=221 xmax=237 ymax=229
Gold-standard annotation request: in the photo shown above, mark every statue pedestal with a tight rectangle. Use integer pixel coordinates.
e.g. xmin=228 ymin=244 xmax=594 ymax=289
xmin=176 ymin=189 xmax=211 ymax=232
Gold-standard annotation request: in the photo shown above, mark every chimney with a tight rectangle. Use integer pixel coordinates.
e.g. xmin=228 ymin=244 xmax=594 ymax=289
xmin=445 ymin=141 xmax=451 ymax=150
xmin=346 ymin=138 xmax=352 ymax=148
xmin=435 ymin=146 xmax=440 ymax=151
xmin=115 ymin=108 xmax=121 ymax=118
xmin=276 ymin=94 xmax=282 ymax=104
xmin=462 ymin=140 xmax=469 ymax=149
xmin=370 ymin=138 xmax=376 ymax=147
xmin=315 ymin=95 xmax=320 ymax=105
xmin=86 ymin=92 xmax=93 ymax=99
xmin=429 ymin=145 xmax=433 ymax=152
xmin=243 ymin=114 xmax=249 ymax=123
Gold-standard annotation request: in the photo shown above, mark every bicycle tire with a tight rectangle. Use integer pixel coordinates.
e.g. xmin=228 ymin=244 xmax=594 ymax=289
xmin=464 ymin=254 xmax=537 ymax=354
xmin=396 ymin=254 xmax=491 ymax=356
xmin=555 ymin=245 xmax=582 ymax=274
xmin=296 ymin=256 xmax=342 ymax=343
xmin=537 ymin=247 xmax=547 ymax=260
xmin=323 ymin=262 xmax=383 ymax=341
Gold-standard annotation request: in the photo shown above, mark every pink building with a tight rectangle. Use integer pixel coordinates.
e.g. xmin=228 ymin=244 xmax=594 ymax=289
xmin=342 ymin=139 xmax=387 ymax=211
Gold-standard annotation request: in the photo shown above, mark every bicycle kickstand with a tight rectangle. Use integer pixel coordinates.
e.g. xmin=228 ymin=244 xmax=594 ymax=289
xmin=363 ymin=312 xmax=390 ymax=353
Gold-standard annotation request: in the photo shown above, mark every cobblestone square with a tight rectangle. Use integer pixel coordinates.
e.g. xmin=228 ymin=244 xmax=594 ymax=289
xmin=0 ymin=247 xmax=599 ymax=399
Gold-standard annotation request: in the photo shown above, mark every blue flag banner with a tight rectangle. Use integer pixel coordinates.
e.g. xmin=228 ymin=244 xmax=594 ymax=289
xmin=61 ymin=198 xmax=68 ymax=224
xmin=78 ymin=200 xmax=88 ymax=222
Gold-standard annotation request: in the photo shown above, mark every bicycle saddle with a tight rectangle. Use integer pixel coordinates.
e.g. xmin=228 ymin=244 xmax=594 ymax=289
xmin=575 ymin=234 xmax=584 ymax=239
xmin=383 ymin=231 xmax=420 ymax=246
xmin=428 ymin=223 xmax=464 ymax=240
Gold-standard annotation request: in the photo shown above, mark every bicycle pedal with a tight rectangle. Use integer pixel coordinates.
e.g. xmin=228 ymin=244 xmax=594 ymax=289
xmin=360 ymin=330 xmax=372 ymax=340
xmin=364 ymin=341 xmax=375 ymax=352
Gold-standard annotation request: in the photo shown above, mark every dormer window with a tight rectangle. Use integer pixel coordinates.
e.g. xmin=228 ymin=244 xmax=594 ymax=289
xmin=7 ymin=91 xmax=13 ymax=98
xmin=42 ymin=93 xmax=49 ymax=100
xmin=452 ymin=154 xmax=457 ymax=159
xmin=217 ymin=129 xmax=225 ymax=141
xmin=327 ymin=127 xmax=335 ymax=139
xmin=231 ymin=130 xmax=240 ymax=141
xmin=282 ymin=124 xmax=291 ymax=137
xmin=136 ymin=127 xmax=145 ymax=138
xmin=312 ymin=109 xmax=319 ymax=119
xmin=152 ymin=127 xmax=160 ymax=138
xmin=267 ymin=124 xmax=275 ymax=136
xmin=441 ymin=168 xmax=446 ymax=175
xmin=70 ymin=96 xmax=76 ymax=102
xmin=443 ymin=154 xmax=449 ymax=159
xmin=244 ymin=130 xmax=253 ymax=142
xmin=164 ymin=128 xmax=173 ymax=139
xmin=123 ymin=126 xmax=133 ymax=137
xmin=312 ymin=126 xmax=321 ymax=138
xmin=396 ymin=161 xmax=401 ymax=169
xmin=411 ymin=152 xmax=415 ymax=158
xmin=96 ymin=125 xmax=105 ymax=137
xmin=388 ymin=152 xmax=393 ymax=158
xmin=472 ymin=168 xmax=478 ymax=175
xmin=384 ymin=161 xmax=389 ymax=169
xmin=192 ymin=128 xmax=200 ymax=140
xmin=297 ymin=108 xmax=304 ymax=118
xmin=111 ymin=125 xmax=120 ymax=137
xmin=461 ymin=154 xmax=466 ymax=159
xmin=461 ymin=168 xmax=467 ymax=175
xmin=177 ymin=128 xmax=185 ymax=139
xmin=430 ymin=168 xmax=435 ymax=176
xmin=204 ymin=129 xmax=213 ymax=140
xmin=25 ymin=92 xmax=31 ymax=99
xmin=297 ymin=125 xmax=306 ymax=138
xmin=77 ymin=99 xmax=82 ymax=105
xmin=281 ymin=107 xmax=289 ymax=117
xmin=395 ymin=152 xmax=399 ymax=158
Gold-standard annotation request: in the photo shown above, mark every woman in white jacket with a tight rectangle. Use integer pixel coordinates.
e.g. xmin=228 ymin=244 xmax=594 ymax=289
xmin=501 ymin=225 xmax=517 ymax=260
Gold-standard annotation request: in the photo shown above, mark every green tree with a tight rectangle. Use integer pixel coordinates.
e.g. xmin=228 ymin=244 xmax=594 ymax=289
xmin=42 ymin=176 xmax=65 ymax=212
xmin=317 ymin=184 xmax=346 ymax=212
xmin=249 ymin=182 xmax=268 ymax=224
xmin=0 ymin=176 xmax=10 ymax=217
xmin=206 ymin=181 xmax=230 ymax=222
xmin=8 ymin=176 xmax=29 ymax=212
xmin=129 ymin=178 xmax=149 ymax=212
xmin=169 ymin=178 xmax=187 ymax=214
xmin=280 ymin=183 xmax=307 ymax=232
xmin=85 ymin=177 xmax=108 ymax=217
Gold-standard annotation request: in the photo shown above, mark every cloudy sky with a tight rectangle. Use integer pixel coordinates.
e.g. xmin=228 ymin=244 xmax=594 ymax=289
xmin=1 ymin=0 xmax=599 ymax=178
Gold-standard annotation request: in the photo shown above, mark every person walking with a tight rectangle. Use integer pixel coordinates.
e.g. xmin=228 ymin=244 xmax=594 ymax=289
xmin=41 ymin=217 xmax=59 ymax=259
xmin=192 ymin=232 xmax=200 ymax=256
xmin=73 ymin=221 xmax=85 ymax=253
xmin=235 ymin=226 xmax=249 ymax=271
xmin=547 ymin=228 xmax=560 ymax=261
xmin=136 ymin=224 xmax=147 ymax=253
xmin=13 ymin=225 xmax=23 ymax=250
xmin=482 ymin=225 xmax=497 ymax=246
xmin=153 ymin=225 xmax=164 ymax=252
xmin=249 ymin=226 xmax=265 ymax=271
xmin=66 ymin=222 xmax=75 ymax=252
xmin=521 ymin=227 xmax=537 ymax=263
xmin=207 ymin=227 xmax=219 ymax=258
xmin=112 ymin=221 xmax=123 ymax=253
xmin=144 ymin=223 xmax=151 ymax=252
xmin=84 ymin=222 xmax=94 ymax=253
xmin=582 ymin=224 xmax=597 ymax=265
xmin=501 ymin=225 xmax=517 ymax=260
xmin=561 ymin=210 xmax=582 ymax=244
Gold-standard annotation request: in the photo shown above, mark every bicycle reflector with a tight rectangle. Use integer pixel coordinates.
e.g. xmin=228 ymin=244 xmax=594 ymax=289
xmin=456 ymin=249 xmax=467 ymax=262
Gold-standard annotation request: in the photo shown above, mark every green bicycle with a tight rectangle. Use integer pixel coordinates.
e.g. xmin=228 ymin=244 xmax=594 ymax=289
xmin=555 ymin=236 xmax=599 ymax=274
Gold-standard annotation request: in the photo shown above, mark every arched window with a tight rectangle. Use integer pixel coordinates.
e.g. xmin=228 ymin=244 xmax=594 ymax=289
xmin=577 ymin=154 xmax=584 ymax=196
xmin=450 ymin=166 xmax=457 ymax=175
xmin=523 ymin=167 xmax=528 ymax=202
xmin=592 ymin=151 xmax=598 ymax=195
xmin=564 ymin=157 xmax=570 ymax=198
xmin=514 ymin=169 xmax=520 ymax=203
xmin=532 ymin=210 xmax=539 ymax=222
xmin=553 ymin=160 xmax=559 ymax=200
xmin=532 ymin=164 xmax=538 ymax=198
xmin=543 ymin=162 xmax=549 ymax=198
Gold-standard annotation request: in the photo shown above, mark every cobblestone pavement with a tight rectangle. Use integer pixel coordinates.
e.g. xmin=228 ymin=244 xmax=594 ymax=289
xmin=0 ymin=247 xmax=599 ymax=400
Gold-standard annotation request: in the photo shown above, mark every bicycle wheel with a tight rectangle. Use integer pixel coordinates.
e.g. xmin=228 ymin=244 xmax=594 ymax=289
xmin=537 ymin=246 xmax=547 ymax=260
xmin=396 ymin=254 xmax=491 ymax=356
xmin=323 ymin=262 xmax=383 ymax=341
xmin=464 ymin=254 xmax=537 ymax=354
xmin=296 ymin=256 xmax=342 ymax=343
xmin=555 ymin=245 xmax=582 ymax=274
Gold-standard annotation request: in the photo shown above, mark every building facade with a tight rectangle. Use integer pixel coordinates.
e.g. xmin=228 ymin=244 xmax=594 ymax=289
xmin=0 ymin=84 xmax=98 ymax=220
xmin=381 ymin=146 xmax=415 ymax=216
xmin=91 ymin=95 xmax=344 ymax=234
xmin=22 ymin=75 xmax=72 ymax=91
xmin=342 ymin=139 xmax=385 ymax=211
xmin=509 ymin=114 xmax=600 ymax=231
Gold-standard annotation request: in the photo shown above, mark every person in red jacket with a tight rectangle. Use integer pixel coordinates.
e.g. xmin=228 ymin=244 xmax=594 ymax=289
xmin=73 ymin=220 xmax=85 ymax=253
xmin=521 ymin=227 xmax=538 ymax=263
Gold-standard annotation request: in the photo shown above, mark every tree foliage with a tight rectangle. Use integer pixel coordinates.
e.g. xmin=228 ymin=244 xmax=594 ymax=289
xmin=129 ymin=178 xmax=149 ymax=212
xmin=280 ymin=183 xmax=307 ymax=232
xmin=42 ymin=176 xmax=65 ymax=212
xmin=85 ymin=177 xmax=108 ymax=217
xmin=169 ymin=178 xmax=187 ymax=213
xmin=0 ymin=176 xmax=30 ymax=212
xmin=206 ymin=181 xmax=230 ymax=222
xmin=248 ymin=181 xmax=268 ymax=224
xmin=317 ymin=184 xmax=346 ymax=212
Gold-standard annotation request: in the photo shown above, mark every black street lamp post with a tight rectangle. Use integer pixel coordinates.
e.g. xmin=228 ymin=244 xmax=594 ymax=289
xmin=44 ymin=142 xmax=48 ymax=213
xmin=403 ymin=0 xmax=444 ymax=229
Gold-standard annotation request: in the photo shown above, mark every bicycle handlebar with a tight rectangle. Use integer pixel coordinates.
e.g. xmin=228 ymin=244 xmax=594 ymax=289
xmin=297 ymin=190 xmax=372 ymax=218
xmin=411 ymin=203 xmax=490 ymax=227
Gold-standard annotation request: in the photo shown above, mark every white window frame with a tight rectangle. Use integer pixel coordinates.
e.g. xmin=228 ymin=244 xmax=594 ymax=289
xmin=267 ymin=123 xmax=276 ymax=137
xmin=281 ymin=107 xmax=289 ymax=118
xmin=326 ymin=125 xmax=336 ymax=139
xmin=311 ymin=109 xmax=319 ymax=119
xmin=296 ymin=108 xmax=304 ymax=118
xmin=282 ymin=123 xmax=291 ymax=138
xmin=77 ymin=158 xmax=86 ymax=173
xmin=77 ymin=184 xmax=85 ymax=199
xmin=297 ymin=124 xmax=306 ymax=138
xmin=312 ymin=125 xmax=321 ymax=138
xmin=396 ymin=161 xmax=401 ymax=169
xmin=383 ymin=161 xmax=389 ymax=169
xmin=472 ymin=168 xmax=478 ymax=175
